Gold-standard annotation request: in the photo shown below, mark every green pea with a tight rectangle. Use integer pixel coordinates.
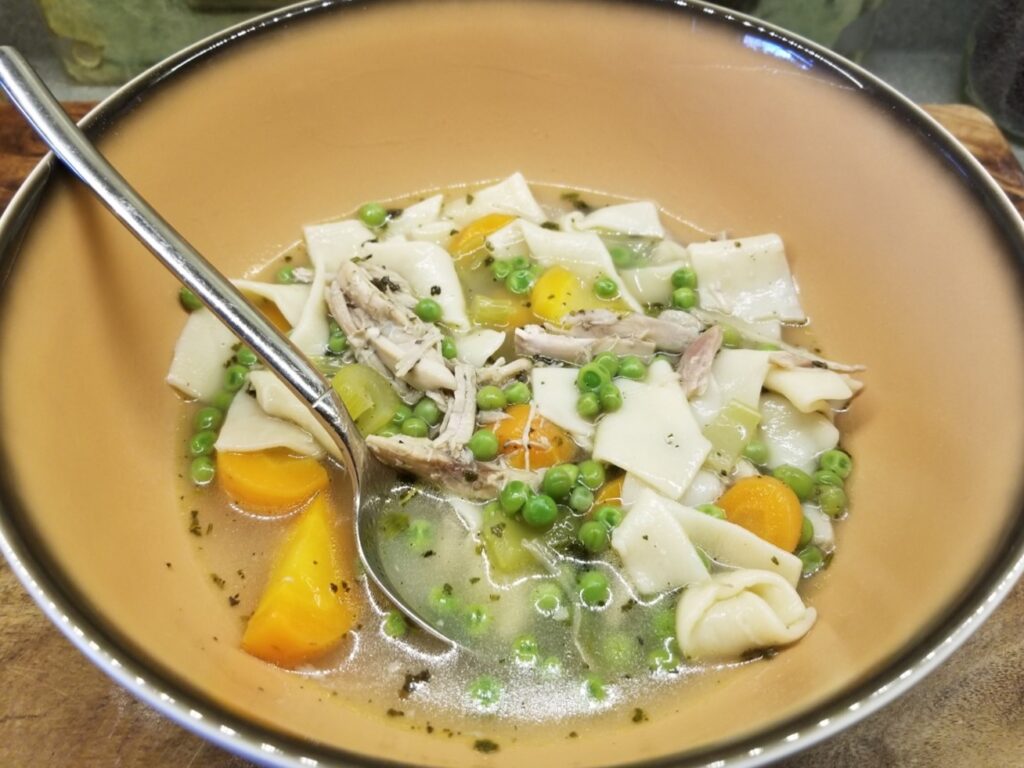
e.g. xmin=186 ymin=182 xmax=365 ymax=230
xmin=577 ymin=391 xmax=602 ymax=419
xmin=464 ymin=604 xmax=492 ymax=637
xmin=441 ymin=335 xmax=458 ymax=360
xmin=400 ymin=416 xmax=429 ymax=438
xmin=772 ymin=465 xmax=815 ymax=501
xmin=327 ymin=331 xmax=348 ymax=355
xmin=413 ymin=397 xmax=442 ymax=427
xmin=375 ymin=424 xmax=400 ymax=437
xmin=578 ymin=520 xmax=609 ymax=553
xmin=819 ymin=449 xmax=853 ymax=479
xmin=476 ymin=385 xmax=508 ymax=411
xmin=468 ymin=675 xmax=501 ymax=708
xmin=609 ymin=245 xmax=635 ymax=269
xmin=358 ymin=202 xmax=388 ymax=228
xmin=594 ymin=504 xmax=623 ymax=529
xmin=503 ymin=381 xmax=531 ymax=405
xmin=578 ymin=460 xmax=606 ymax=490
xmin=798 ymin=516 xmax=814 ymax=549
xmin=235 ymin=346 xmax=259 ymax=367
xmin=818 ymin=484 xmax=848 ymax=518
xmin=468 ymin=429 xmax=500 ymax=461
xmin=193 ymin=406 xmax=223 ymax=432
xmin=569 ymin=485 xmax=595 ymax=513
xmin=531 ymin=582 xmax=564 ymax=617
xmin=505 ymin=268 xmax=534 ymax=295
xmin=598 ymin=382 xmax=623 ymax=413
xmin=542 ymin=465 xmax=577 ymax=501
xmin=743 ymin=440 xmax=769 ymax=466
xmin=210 ymin=389 xmax=235 ymax=412
xmin=594 ymin=276 xmax=619 ymax=300
xmin=414 ymin=298 xmax=442 ymax=323
xmin=647 ymin=643 xmax=680 ymax=673
xmin=576 ymin=362 xmax=612 ymax=393
xmin=275 ymin=265 xmax=296 ymax=284
xmin=178 ymin=286 xmax=202 ymax=312
xmin=382 ymin=610 xmax=408 ymax=639
xmin=189 ymin=429 xmax=217 ymax=457
xmin=696 ymin=503 xmax=726 ymax=519
xmin=512 ymin=634 xmax=539 ymax=666
xmin=428 ymin=584 xmax=459 ymax=616
xmin=406 ymin=518 xmax=434 ymax=552
xmin=651 ymin=608 xmax=676 ymax=638
xmin=585 ymin=674 xmax=607 ymax=701
xmin=720 ymin=325 xmax=743 ymax=348
xmin=671 ymin=267 xmax=698 ymax=289
xmin=522 ymin=494 xmax=558 ymax=528
xmin=189 ymin=456 xmax=215 ymax=486
xmin=798 ymin=545 xmax=825 ymax=576
xmin=509 ymin=255 xmax=531 ymax=272
xmin=578 ymin=570 xmax=610 ymax=607
xmin=593 ymin=352 xmax=620 ymax=376
xmin=671 ymin=286 xmax=698 ymax=310
xmin=492 ymin=259 xmax=513 ymax=279
xmin=223 ymin=364 xmax=248 ymax=392
xmin=499 ymin=480 xmax=530 ymax=514
xmin=617 ymin=355 xmax=647 ymax=380
xmin=813 ymin=469 xmax=844 ymax=488
xmin=391 ymin=404 xmax=413 ymax=426
xmin=601 ymin=632 xmax=639 ymax=671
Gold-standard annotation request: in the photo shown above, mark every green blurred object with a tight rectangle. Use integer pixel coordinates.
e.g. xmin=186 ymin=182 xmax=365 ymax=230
xmin=35 ymin=0 xmax=290 ymax=84
xmin=716 ymin=0 xmax=888 ymax=59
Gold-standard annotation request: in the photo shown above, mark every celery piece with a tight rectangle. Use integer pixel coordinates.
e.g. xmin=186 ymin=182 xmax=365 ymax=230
xmin=469 ymin=295 xmax=514 ymax=327
xmin=331 ymin=363 xmax=403 ymax=434
xmin=702 ymin=399 xmax=762 ymax=473
xmin=481 ymin=503 xmax=536 ymax=574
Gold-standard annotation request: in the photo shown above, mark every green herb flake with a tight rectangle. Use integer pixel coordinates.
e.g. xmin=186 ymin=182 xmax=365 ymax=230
xmin=473 ymin=739 xmax=499 ymax=754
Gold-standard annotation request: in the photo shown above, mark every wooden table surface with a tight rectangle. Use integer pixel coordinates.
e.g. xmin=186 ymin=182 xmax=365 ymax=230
xmin=0 ymin=102 xmax=1022 ymax=767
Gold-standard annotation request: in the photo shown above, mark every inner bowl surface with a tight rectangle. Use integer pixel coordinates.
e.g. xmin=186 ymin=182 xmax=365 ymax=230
xmin=1 ymin=1 xmax=1023 ymax=766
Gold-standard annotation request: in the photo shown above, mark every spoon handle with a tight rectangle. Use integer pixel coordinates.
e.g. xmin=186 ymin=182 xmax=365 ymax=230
xmin=0 ymin=46 xmax=368 ymax=478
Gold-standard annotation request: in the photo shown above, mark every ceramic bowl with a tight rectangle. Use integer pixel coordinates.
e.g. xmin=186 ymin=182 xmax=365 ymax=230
xmin=1 ymin=1 xmax=1022 ymax=766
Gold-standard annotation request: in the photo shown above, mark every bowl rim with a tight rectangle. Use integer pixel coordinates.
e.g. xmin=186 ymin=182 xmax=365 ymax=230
xmin=1 ymin=1 xmax=1023 ymax=766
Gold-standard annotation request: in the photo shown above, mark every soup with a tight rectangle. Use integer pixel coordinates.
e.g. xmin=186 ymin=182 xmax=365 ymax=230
xmin=168 ymin=173 xmax=862 ymax=747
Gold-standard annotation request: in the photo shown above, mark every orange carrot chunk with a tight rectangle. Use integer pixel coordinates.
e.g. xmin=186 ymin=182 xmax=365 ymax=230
xmin=217 ymin=449 xmax=329 ymax=513
xmin=717 ymin=476 xmax=804 ymax=552
xmin=241 ymin=494 xmax=357 ymax=667
xmin=490 ymin=404 xmax=577 ymax=470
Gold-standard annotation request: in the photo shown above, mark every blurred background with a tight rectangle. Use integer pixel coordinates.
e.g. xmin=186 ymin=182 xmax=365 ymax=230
xmin=0 ymin=0 xmax=1022 ymax=159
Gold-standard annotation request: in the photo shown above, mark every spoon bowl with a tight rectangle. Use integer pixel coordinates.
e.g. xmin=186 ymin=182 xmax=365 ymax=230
xmin=0 ymin=44 xmax=456 ymax=647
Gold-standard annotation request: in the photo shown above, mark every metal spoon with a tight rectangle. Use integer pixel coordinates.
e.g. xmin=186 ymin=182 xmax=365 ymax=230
xmin=0 ymin=46 xmax=456 ymax=647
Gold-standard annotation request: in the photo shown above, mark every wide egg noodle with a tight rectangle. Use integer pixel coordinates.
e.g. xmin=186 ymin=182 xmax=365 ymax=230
xmin=166 ymin=308 xmax=238 ymax=401
xmin=295 ymin=219 xmax=375 ymax=354
xmin=214 ymin=387 xmax=323 ymax=458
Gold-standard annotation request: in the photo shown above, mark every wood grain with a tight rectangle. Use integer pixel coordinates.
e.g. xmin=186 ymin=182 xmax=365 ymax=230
xmin=0 ymin=102 xmax=1021 ymax=767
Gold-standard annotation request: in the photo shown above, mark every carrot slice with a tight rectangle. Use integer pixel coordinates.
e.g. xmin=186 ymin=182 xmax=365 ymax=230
xmin=217 ymin=449 xmax=329 ymax=513
xmin=717 ymin=476 xmax=803 ymax=552
xmin=449 ymin=213 xmax=516 ymax=260
xmin=595 ymin=475 xmax=625 ymax=507
xmin=242 ymin=494 xmax=357 ymax=667
xmin=490 ymin=404 xmax=577 ymax=470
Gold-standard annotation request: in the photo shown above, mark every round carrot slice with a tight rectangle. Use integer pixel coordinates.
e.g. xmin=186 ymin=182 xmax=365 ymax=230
xmin=717 ymin=475 xmax=803 ymax=552
xmin=217 ymin=449 xmax=329 ymax=513
xmin=490 ymin=404 xmax=577 ymax=470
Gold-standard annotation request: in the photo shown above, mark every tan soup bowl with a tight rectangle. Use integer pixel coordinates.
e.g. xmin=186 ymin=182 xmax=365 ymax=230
xmin=1 ymin=1 xmax=1023 ymax=766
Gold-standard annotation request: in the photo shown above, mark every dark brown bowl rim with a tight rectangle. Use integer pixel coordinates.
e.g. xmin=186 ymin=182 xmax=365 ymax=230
xmin=1 ymin=1 xmax=1022 ymax=766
